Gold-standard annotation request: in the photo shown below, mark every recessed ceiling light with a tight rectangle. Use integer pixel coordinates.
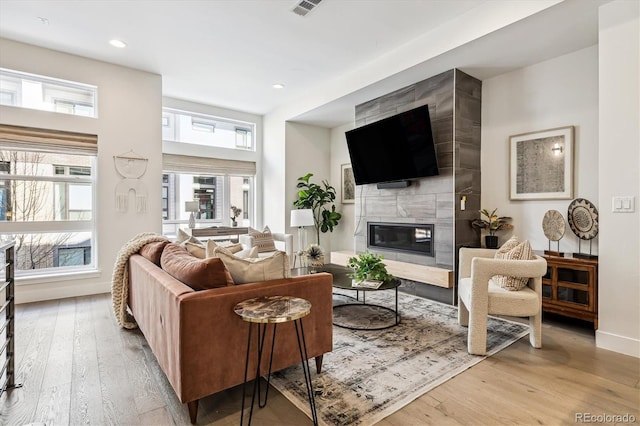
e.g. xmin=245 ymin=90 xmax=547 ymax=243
xmin=272 ymin=83 xmax=285 ymax=89
xmin=109 ymin=39 xmax=127 ymax=48
xmin=37 ymin=17 xmax=49 ymax=25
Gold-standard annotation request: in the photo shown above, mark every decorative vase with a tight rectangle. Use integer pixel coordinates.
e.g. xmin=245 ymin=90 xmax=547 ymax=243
xmin=231 ymin=220 xmax=237 ymax=227
xmin=485 ymin=235 xmax=499 ymax=249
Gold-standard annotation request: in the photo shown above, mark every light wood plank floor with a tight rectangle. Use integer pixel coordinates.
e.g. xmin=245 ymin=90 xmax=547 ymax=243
xmin=1 ymin=293 xmax=638 ymax=425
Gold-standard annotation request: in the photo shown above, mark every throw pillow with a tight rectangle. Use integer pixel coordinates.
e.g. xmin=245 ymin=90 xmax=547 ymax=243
xmin=183 ymin=241 xmax=206 ymax=258
xmin=210 ymin=248 xmax=290 ymax=284
xmin=494 ymin=236 xmax=535 ymax=291
xmin=248 ymin=226 xmax=277 ymax=253
xmin=160 ymin=243 xmax=233 ymax=290
xmin=208 ymin=239 xmax=243 ymax=254
xmin=138 ymin=240 xmax=169 ymax=266
xmin=175 ymin=228 xmax=204 ymax=245
xmin=206 ymin=239 xmax=258 ymax=259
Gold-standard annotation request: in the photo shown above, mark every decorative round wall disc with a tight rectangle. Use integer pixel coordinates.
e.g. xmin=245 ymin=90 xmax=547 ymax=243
xmin=542 ymin=210 xmax=565 ymax=241
xmin=568 ymin=198 xmax=599 ymax=240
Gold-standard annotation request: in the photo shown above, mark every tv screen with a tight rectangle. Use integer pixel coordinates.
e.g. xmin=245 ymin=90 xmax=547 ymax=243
xmin=345 ymin=104 xmax=438 ymax=185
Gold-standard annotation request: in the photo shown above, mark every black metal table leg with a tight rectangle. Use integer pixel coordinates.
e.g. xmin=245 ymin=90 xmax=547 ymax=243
xmin=294 ymin=318 xmax=318 ymax=426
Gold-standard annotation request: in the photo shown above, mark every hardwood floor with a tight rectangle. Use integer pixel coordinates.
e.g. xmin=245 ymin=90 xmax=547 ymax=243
xmin=1 ymin=293 xmax=638 ymax=425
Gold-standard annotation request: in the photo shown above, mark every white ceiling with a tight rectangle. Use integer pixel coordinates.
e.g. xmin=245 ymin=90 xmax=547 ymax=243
xmin=0 ymin=0 xmax=605 ymax=127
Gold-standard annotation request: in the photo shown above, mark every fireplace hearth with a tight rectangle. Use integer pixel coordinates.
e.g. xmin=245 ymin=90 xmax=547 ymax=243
xmin=368 ymin=222 xmax=434 ymax=257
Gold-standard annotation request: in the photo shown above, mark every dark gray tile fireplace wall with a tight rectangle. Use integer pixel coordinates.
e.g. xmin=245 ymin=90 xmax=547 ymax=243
xmin=353 ymin=69 xmax=481 ymax=289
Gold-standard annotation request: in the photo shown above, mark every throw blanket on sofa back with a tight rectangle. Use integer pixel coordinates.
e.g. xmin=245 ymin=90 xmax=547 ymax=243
xmin=112 ymin=232 xmax=169 ymax=329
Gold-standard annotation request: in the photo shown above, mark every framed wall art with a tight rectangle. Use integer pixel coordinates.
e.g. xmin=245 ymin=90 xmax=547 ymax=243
xmin=341 ymin=163 xmax=355 ymax=204
xmin=510 ymin=126 xmax=574 ymax=200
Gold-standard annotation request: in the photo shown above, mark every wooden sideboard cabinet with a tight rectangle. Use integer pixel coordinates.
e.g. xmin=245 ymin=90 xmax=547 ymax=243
xmin=541 ymin=254 xmax=598 ymax=329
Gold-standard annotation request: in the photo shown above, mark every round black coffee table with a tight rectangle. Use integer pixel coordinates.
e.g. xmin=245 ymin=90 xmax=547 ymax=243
xmin=292 ymin=265 xmax=401 ymax=330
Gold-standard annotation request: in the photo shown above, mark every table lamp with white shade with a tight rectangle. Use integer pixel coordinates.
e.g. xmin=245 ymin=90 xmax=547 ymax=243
xmin=185 ymin=201 xmax=200 ymax=229
xmin=290 ymin=209 xmax=314 ymax=255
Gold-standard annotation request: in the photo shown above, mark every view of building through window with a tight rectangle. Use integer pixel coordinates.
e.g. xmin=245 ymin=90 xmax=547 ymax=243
xmin=162 ymin=108 xmax=255 ymax=151
xmin=161 ymin=172 xmax=253 ymax=237
xmin=0 ymin=68 xmax=97 ymax=117
xmin=0 ymin=150 xmax=95 ymax=274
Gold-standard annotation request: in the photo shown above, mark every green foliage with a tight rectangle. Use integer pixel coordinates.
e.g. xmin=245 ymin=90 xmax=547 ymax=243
xmin=293 ymin=173 xmax=342 ymax=244
xmin=471 ymin=208 xmax=513 ymax=236
xmin=346 ymin=250 xmax=394 ymax=283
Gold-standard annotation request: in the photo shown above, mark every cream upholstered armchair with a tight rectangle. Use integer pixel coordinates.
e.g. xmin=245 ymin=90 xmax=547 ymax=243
xmin=457 ymin=247 xmax=547 ymax=355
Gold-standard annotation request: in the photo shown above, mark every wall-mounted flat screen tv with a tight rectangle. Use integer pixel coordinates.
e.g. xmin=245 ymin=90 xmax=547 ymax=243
xmin=345 ymin=104 xmax=438 ymax=185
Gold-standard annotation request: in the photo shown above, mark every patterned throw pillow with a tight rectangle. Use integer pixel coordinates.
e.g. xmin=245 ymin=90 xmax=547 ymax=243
xmin=248 ymin=226 xmax=277 ymax=253
xmin=494 ymin=236 xmax=535 ymax=291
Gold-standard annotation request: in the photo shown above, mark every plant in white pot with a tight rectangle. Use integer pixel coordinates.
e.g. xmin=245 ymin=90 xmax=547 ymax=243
xmin=346 ymin=250 xmax=394 ymax=283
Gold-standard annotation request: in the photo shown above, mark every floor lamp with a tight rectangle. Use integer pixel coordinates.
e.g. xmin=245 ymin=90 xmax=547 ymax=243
xmin=290 ymin=209 xmax=314 ymax=267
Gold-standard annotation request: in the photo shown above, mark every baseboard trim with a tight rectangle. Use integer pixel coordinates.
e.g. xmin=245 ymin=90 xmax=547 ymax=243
xmin=16 ymin=280 xmax=111 ymax=304
xmin=596 ymin=329 xmax=640 ymax=358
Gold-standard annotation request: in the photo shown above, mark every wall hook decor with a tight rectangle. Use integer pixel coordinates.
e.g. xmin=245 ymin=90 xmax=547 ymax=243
xmin=113 ymin=150 xmax=148 ymax=213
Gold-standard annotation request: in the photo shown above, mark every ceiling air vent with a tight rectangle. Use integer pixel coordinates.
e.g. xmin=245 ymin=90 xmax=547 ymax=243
xmin=291 ymin=0 xmax=323 ymax=17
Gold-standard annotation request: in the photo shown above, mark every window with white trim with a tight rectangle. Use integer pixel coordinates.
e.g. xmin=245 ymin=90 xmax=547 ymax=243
xmin=0 ymin=125 xmax=97 ymax=276
xmin=0 ymin=68 xmax=97 ymax=118
xmin=162 ymin=108 xmax=254 ymax=151
xmin=161 ymin=155 xmax=256 ymax=237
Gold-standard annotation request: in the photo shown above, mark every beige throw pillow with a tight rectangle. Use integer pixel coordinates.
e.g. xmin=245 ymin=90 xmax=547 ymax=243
xmin=183 ymin=241 xmax=206 ymax=258
xmin=248 ymin=226 xmax=277 ymax=253
xmin=494 ymin=236 xmax=535 ymax=291
xmin=206 ymin=239 xmax=258 ymax=259
xmin=210 ymin=247 xmax=290 ymax=284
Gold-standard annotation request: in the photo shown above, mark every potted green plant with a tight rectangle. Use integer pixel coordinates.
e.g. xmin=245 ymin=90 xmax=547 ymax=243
xmin=230 ymin=205 xmax=241 ymax=227
xmin=346 ymin=250 xmax=394 ymax=283
xmin=293 ymin=173 xmax=342 ymax=244
xmin=471 ymin=208 xmax=513 ymax=248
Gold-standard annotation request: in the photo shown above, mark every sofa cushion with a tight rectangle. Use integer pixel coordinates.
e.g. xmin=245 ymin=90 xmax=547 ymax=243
xmin=248 ymin=226 xmax=277 ymax=253
xmin=160 ymin=243 xmax=233 ymax=290
xmin=139 ymin=240 xmax=169 ymax=266
xmin=494 ymin=236 xmax=535 ymax=291
xmin=210 ymin=247 xmax=290 ymax=284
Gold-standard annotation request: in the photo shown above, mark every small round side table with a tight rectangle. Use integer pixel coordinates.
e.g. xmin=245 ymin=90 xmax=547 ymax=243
xmin=234 ymin=295 xmax=318 ymax=426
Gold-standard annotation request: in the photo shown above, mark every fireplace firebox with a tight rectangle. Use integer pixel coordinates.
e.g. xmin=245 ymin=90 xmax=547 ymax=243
xmin=368 ymin=222 xmax=434 ymax=257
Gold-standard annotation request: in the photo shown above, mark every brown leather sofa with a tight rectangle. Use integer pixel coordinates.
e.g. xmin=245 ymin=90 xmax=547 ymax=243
xmin=127 ymin=253 xmax=333 ymax=424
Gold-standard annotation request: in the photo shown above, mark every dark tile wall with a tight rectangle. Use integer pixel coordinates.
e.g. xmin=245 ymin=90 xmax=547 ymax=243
xmin=352 ymin=69 xmax=481 ymax=299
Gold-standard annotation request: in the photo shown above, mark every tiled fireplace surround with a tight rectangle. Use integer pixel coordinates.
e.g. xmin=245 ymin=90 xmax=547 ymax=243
xmin=353 ymin=69 xmax=481 ymax=303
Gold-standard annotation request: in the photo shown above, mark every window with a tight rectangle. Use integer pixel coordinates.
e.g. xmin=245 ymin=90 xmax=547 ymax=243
xmin=162 ymin=108 xmax=254 ymax=151
xmin=0 ymin=125 xmax=97 ymax=276
xmin=161 ymin=172 xmax=254 ymax=237
xmin=0 ymin=68 xmax=97 ymax=118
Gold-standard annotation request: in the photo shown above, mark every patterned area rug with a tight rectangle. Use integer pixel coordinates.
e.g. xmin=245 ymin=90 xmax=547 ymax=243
xmin=271 ymin=290 xmax=528 ymax=426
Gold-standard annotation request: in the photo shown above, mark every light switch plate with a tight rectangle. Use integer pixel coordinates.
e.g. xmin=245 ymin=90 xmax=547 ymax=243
xmin=612 ymin=196 xmax=635 ymax=213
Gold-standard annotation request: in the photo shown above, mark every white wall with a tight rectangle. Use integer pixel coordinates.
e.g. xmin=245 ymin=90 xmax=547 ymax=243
xmin=596 ymin=0 xmax=640 ymax=358
xmin=285 ymin=122 xmax=331 ymax=252
xmin=0 ymin=38 xmax=162 ymax=303
xmin=481 ymin=46 xmax=599 ymax=252
xmin=330 ymin=123 xmax=356 ymax=256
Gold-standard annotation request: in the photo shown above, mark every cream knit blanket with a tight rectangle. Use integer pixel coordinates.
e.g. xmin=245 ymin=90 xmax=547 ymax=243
xmin=111 ymin=232 xmax=169 ymax=329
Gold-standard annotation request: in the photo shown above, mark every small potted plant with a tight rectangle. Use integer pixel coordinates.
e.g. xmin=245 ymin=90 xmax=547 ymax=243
xmin=346 ymin=250 xmax=394 ymax=284
xmin=230 ymin=205 xmax=242 ymax=227
xmin=471 ymin=208 xmax=513 ymax=248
